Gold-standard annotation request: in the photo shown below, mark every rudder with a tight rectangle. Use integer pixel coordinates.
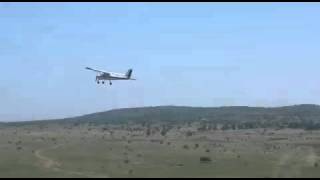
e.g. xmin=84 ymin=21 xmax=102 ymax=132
xmin=126 ymin=69 xmax=133 ymax=79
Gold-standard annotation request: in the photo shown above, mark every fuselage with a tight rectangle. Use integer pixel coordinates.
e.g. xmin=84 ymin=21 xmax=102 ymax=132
xmin=96 ymin=72 xmax=132 ymax=80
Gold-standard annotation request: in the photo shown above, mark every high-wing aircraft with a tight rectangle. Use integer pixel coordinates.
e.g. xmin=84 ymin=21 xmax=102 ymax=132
xmin=85 ymin=67 xmax=136 ymax=85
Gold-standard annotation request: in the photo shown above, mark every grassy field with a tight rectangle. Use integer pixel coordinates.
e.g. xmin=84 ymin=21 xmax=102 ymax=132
xmin=0 ymin=124 xmax=319 ymax=178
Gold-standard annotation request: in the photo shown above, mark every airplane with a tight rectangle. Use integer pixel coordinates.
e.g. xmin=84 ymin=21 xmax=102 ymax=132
xmin=85 ymin=67 xmax=136 ymax=85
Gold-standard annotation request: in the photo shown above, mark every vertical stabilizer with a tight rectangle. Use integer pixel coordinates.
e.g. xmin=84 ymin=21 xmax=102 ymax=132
xmin=126 ymin=69 xmax=133 ymax=79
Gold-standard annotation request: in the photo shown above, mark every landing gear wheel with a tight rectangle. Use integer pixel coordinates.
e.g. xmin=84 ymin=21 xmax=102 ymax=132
xmin=109 ymin=81 xmax=112 ymax=85
xmin=102 ymin=81 xmax=105 ymax=84
xmin=97 ymin=81 xmax=100 ymax=84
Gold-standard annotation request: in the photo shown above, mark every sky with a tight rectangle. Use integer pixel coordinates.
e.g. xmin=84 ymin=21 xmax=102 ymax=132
xmin=1 ymin=2 xmax=320 ymax=121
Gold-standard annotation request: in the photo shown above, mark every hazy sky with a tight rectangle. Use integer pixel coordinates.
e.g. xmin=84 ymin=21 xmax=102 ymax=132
xmin=1 ymin=2 xmax=320 ymax=121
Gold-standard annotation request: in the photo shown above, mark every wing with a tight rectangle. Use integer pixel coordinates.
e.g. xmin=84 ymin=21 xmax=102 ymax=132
xmin=85 ymin=67 xmax=108 ymax=74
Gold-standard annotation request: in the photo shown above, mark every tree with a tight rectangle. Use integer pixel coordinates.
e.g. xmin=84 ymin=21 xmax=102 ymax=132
xmin=231 ymin=124 xmax=236 ymax=130
xmin=221 ymin=124 xmax=230 ymax=131
xmin=146 ymin=125 xmax=151 ymax=137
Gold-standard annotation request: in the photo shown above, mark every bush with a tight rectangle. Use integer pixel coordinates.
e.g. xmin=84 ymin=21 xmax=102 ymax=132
xmin=186 ymin=131 xmax=193 ymax=137
xmin=183 ymin=145 xmax=189 ymax=150
xmin=194 ymin=144 xmax=199 ymax=149
xmin=200 ymin=156 xmax=212 ymax=163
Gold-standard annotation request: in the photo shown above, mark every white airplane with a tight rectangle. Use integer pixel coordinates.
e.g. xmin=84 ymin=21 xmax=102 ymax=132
xmin=85 ymin=67 xmax=136 ymax=85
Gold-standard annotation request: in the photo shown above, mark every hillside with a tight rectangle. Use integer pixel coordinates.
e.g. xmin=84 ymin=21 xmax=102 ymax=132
xmin=6 ymin=104 xmax=320 ymax=130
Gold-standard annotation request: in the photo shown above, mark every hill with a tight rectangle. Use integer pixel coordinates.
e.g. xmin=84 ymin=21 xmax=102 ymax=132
xmin=6 ymin=104 xmax=320 ymax=130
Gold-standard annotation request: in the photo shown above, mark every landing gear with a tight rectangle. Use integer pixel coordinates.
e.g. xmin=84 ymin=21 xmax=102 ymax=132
xmin=95 ymin=77 xmax=112 ymax=85
xmin=96 ymin=76 xmax=99 ymax=84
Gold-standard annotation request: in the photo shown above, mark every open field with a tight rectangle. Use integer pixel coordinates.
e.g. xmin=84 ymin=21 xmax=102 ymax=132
xmin=0 ymin=123 xmax=320 ymax=178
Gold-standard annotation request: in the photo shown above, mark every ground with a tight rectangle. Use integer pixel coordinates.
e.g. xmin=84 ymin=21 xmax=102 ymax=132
xmin=0 ymin=124 xmax=319 ymax=178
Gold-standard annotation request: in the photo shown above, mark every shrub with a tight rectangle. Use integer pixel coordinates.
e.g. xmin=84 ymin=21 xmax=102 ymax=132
xmin=186 ymin=131 xmax=193 ymax=137
xmin=183 ymin=145 xmax=189 ymax=150
xmin=194 ymin=144 xmax=199 ymax=149
xmin=200 ymin=156 xmax=212 ymax=163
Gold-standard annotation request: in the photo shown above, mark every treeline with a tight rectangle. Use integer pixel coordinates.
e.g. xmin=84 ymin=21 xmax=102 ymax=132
xmin=217 ymin=121 xmax=320 ymax=130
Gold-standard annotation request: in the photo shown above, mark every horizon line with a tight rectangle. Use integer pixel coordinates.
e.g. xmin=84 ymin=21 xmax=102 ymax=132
xmin=1 ymin=103 xmax=319 ymax=123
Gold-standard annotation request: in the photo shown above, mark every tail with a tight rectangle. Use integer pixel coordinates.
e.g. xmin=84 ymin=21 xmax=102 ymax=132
xmin=126 ymin=69 xmax=133 ymax=79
